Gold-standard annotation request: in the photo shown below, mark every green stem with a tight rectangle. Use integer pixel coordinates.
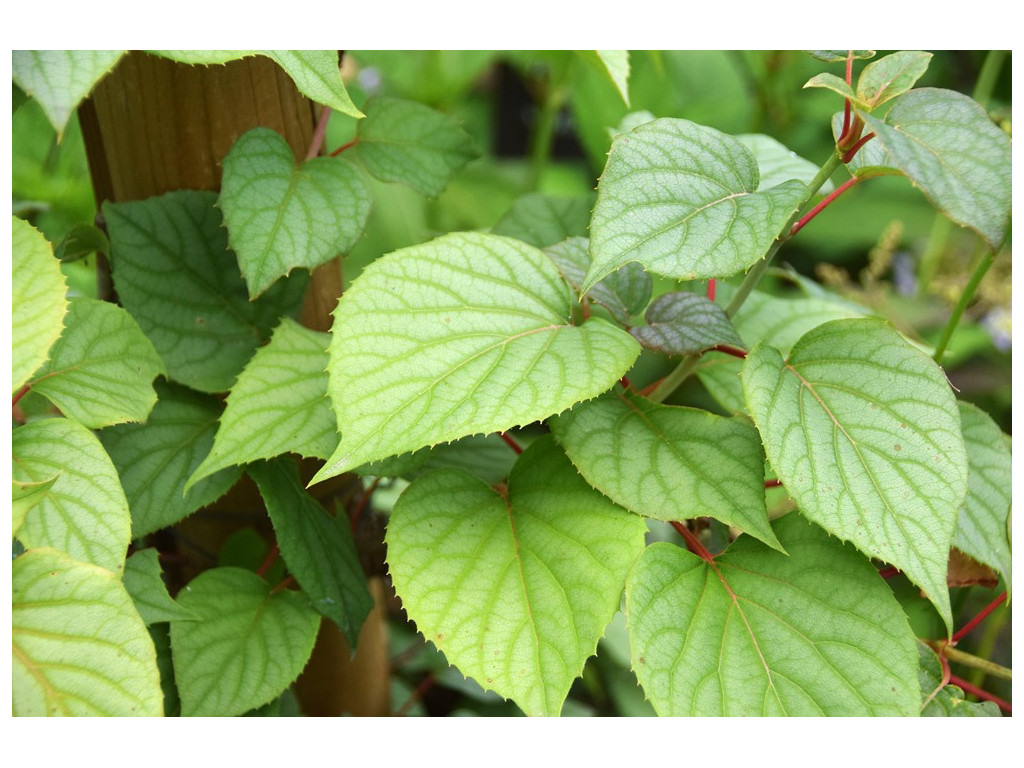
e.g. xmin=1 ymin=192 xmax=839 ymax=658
xmin=968 ymin=604 xmax=1010 ymax=689
xmin=526 ymin=63 xmax=572 ymax=192
xmin=932 ymin=245 xmax=997 ymax=364
xmin=972 ymin=49 xmax=1006 ymax=107
xmin=942 ymin=644 xmax=1012 ymax=681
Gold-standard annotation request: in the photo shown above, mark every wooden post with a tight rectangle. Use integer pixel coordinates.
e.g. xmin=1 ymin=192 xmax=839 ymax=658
xmin=79 ymin=50 xmax=391 ymax=717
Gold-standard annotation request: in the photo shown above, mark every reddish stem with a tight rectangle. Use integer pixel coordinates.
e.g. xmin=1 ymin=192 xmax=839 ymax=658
xmin=269 ymin=575 xmax=297 ymax=594
xmin=12 ymin=385 xmax=29 ymax=406
xmin=638 ymin=378 xmax=663 ymax=398
xmin=305 ymin=107 xmax=332 ymax=160
xmin=707 ymin=278 xmax=716 ymax=302
xmin=948 ymin=674 xmax=1012 ymax=713
xmin=878 ymin=566 xmax=901 ymax=580
xmin=952 ymin=591 xmax=1007 ymax=644
xmin=671 ymin=521 xmax=714 ymax=562
xmin=350 ymin=477 xmax=381 ymax=533
xmin=394 ymin=674 xmax=436 ymax=716
xmin=710 ymin=344 xmax=747 ymax=359
xmin=763 ymin=478 xmax=782 ymax=489
xmin=790 ymin=176 xmax=860 ymax=237
xmin=619 ymin=375 xmax=632 ymax=391
xmin=256 ymin=543 xmax=280 ymax=578
xmin=330 ymin=137 xmax=359 ymax=156
xmin=841 ymin=132 xmax=875 ymax=164
xmin=499 ymin=432 xmax=523 ymax=455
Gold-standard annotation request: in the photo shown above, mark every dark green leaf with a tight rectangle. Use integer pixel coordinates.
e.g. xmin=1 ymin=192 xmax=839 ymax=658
xmin=630 ymin=290 xmax=743 ymax=356
xmin=544 ymin=237 xmax=652 ymax=325
xmin=491 ymin=193 xmax=594 ymax=248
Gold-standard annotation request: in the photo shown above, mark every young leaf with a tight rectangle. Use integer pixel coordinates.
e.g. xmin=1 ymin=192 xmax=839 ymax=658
xmin=862 ymin=88 xmax=1011 ymax=250
xmin=855 ymin=51 xmax=932 ymax=110
xmin=249 ymin=459 xmax=373 ymax=645
xmin=551 ymin=392 xmax=782 ymax=551
xmin=917 ymin=640 xmax=1001 ymax=717
xmin=953 ymin=401 xmax=1011 ymax=588
xmin=11 ymin=50 xmax=125 ymax=135
xmin=103 ymin=190 xmax=306 ymax=392
xmin=627 ymin=514 xmax=920 ymax=715
xmin=544 ymin=237 xmax=652 ymax=325
xmin=386 ymin=437 xmax=647 ymax=716
xmin=351 ymin=96 xmax=479 ymax=197
xmin=100 ymin=381 xmax=242 ymax=538
xmin=219 ymin=128 xmax=371 ymax=298
xmin=737 ymin=134 xmax=835 ymax=192
xmin=263 ymin=50 xmax=363 ymax=119
xmin=13 ymin=418 xmax=131 ymax=573
xmin=170 ymin=567 xmax=320 ymax=717
xmin=803 ymin=72 xmax=857 ymax=102
xmin=629 ymin=290 xmax=743 ymax=356
xmin=742 ymin=318 xmax=968 ymax=632
xmin=29 ymin=297 xmax=165 ymax=428
xmin=587 ymin=118 xmax=807 ymax=291
xmin=806 ymin=51 xmax=875 ymax=63
xmin=491 ymin=192 xmax=594 ymax=248
xmin=187 ymin=318 xmax=337 ymax=491
xmin=123 ymin=548 xmax=197 ymax=625
xmin=13 ymin=548 xmax=162 ymax=716
xmin=311 ymin=232 xmax=640 ymax=481
xmin=12 ymin=216 xmax=67 ymax=393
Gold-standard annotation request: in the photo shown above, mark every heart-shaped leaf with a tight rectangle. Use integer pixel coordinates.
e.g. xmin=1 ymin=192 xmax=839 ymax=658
xmin=220 ymin=127 xmax=372 ymax=298
xmin=386 ymin=437 xmax=647 ymax=716
xmin=586 ymin=117 xmax=807 ymax=291
xmin=629 ymin=290 xmax=743 ymax=356
xmin=311 ymin=232 xmax=640 ymax=482
xmin=627 ymin=513 xmax=920 ymax=715
xmin=12 ymin=50 xmax=125 ymax=135
xmin=855 ymin=50 xmax=932 ymax=110
xmin=551 ymin=391 xmax=781 ymax=551
xmin=742 ymin=318 xmax=968 ymax=632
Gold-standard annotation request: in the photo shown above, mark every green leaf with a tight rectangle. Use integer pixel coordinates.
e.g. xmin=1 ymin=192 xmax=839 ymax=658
xmin=103 ymin=190 xmax=306 ymax=392
xmin=12 ymin=216 xmax=68 ymax=393
xmin=53 ymin=222 xmax=109 ymax=263
xmin=188 ymin=318 xmax=337 ymax=491
xmin=806 ymin=51 xmax=875 ymax=63
xmin=13 ymin=548 xmax=162 ymax=716
xmin=578 ymin=51 xmax=630 ymax=106
xmin=351 ymin=96 xmax=479 ymax=197
xmin=11 ymin=50 xmax=125 ymax=135
xmin=13 ymin=476 xmax=59 ymax=538
xmin=742 ymin=318 xmax=968 ymax=632
xmin=803 ymin=72 xmax=857 ymax=101
xmin=219 ymin=128 xmax=371 ymax=298
xmin=953 ymin=401 xmax=1011 ymax=588
xmin=586 ymin=118 xmax=807 ymax=291
xmin=13 ymin=418 xmax=131 ymax=573
xmin=123 ymin=548 xmax=197 ymax=625
xmin=146 ymin=50 xmax=258 ymax=65
xmin=100 ymin=380 xmax=242 ymax=538
xmin=312 ymin=232 xmax=640 ymax=481
xmin=170 ymin=567 xmax=320 ymax=717
xmin=627 ymin=514 xmax=920 ymax=715
xmin=544 ymin=237 xmax=652 ymax=325
xmin=355 ymin=433 xmax=519 ymax=486
xmin=263 ymin=50 xmax=363 ymax=119
xmin=349 ymin=51 xmax=497 ymax=106
xmin=629 ymin=290 xmax=743 ymax=356
xmin=491 ymin=193 xmax=594 ymax=248
xmin=551 ymin=391 xmax=781 ymax=551
xmin=862 ymin=88 xmax=1011 ymax=250
xmin=918 ymin=640 xmax=1001 ymax=716
xmin=386 ymin=436 xmax=648 ymax=716
xmin=737 ymin=134 xmax=835 ymax=193
xmin=28 ymin=297 xmax=165 ymax=428
xmin=249 ymin=459 xmax=373 ymax=644
xmin=856 ymin=51 xmax=932 ymax=110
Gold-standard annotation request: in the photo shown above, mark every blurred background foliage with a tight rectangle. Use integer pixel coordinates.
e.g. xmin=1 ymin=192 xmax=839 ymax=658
xmin=13 ymin=50 xmax=1010 ymax=716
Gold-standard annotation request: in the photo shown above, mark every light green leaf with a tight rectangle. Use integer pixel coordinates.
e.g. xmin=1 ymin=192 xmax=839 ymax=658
xmin=856 ymin=51 xmax=932 ymax=110
xmin=609 ymin=110 xmax=656 ymax=139
xmin=579 ymin=50 xmax=630 ymax=106
xmin=219 ymin=127 xmax=371 ymax=298
xmin=386 ymin=436 xmax=648 ymax=717
xmin=954 ymin=401 xmax=1011 ymax=588
xmin=351 ymin=96 xmax=479 ymax=197
xmin=146 ymin=50 xmax=258 ymax=65
xmin=187 ymin=319 xmax=336 ymax=491
xmin=629 ymin=290 xmax=743 ymax=356
xmin=737 ymin=134 xmax=835 ymax=193
xmin=13 ymin=418 xmax=131 ymax=573
xmin=803 ymin=72 xmax=857 ymax=101
xmin=806 ymin=51 xmax=875 ymax=63
xmin=918 ymin=640 xmax=1001 ymax=716
xmin=103 ymin=190 xmax=307 ymax=392
xmin=250 ymin=459 xmax=373 ymax=644
xmin=29 ymin=297 xmax=165 ymax=428
xmin=12 ymin=50 xmax=125 ymax=135
xmin=349 ymin=51 xmax=497 ymax=106
xmin=170 ymin=567 xmax=320 ymax=717
xmin=491 ymin=192 xmax=594 ymax=249
xmin=551 ymin=391 xmax=781 ymax=551
xmin=742 ymin=318 xmax=968 ymax=632
xmin=862 ymin=88 xmax=1011 ymax=250
xmin=13 ymin=548 xmax=162 ymax=716
xmin=12 ymin=216 xmax=68 ymax=393
xmin=544 ymin=237 xmax=652 ymax=325
xmin=586 ymin=118 xmax=807 ymax=291
xmin=100 ymin=380 xmax=242 ymax=538
xmin=123 ymin=548 xmax=197 ymax=625
xmin=312 ymin=232 xmax=640 ymax=481
xmin=264 ymin=50 xmax=363 ymax=119
xmin=13 ymin=476 xmax=59 ymax=538
xmin=355 ymin=433 xmax=519 ymax=486
xmin=627 ymin=513 xmax=920 ymax=715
